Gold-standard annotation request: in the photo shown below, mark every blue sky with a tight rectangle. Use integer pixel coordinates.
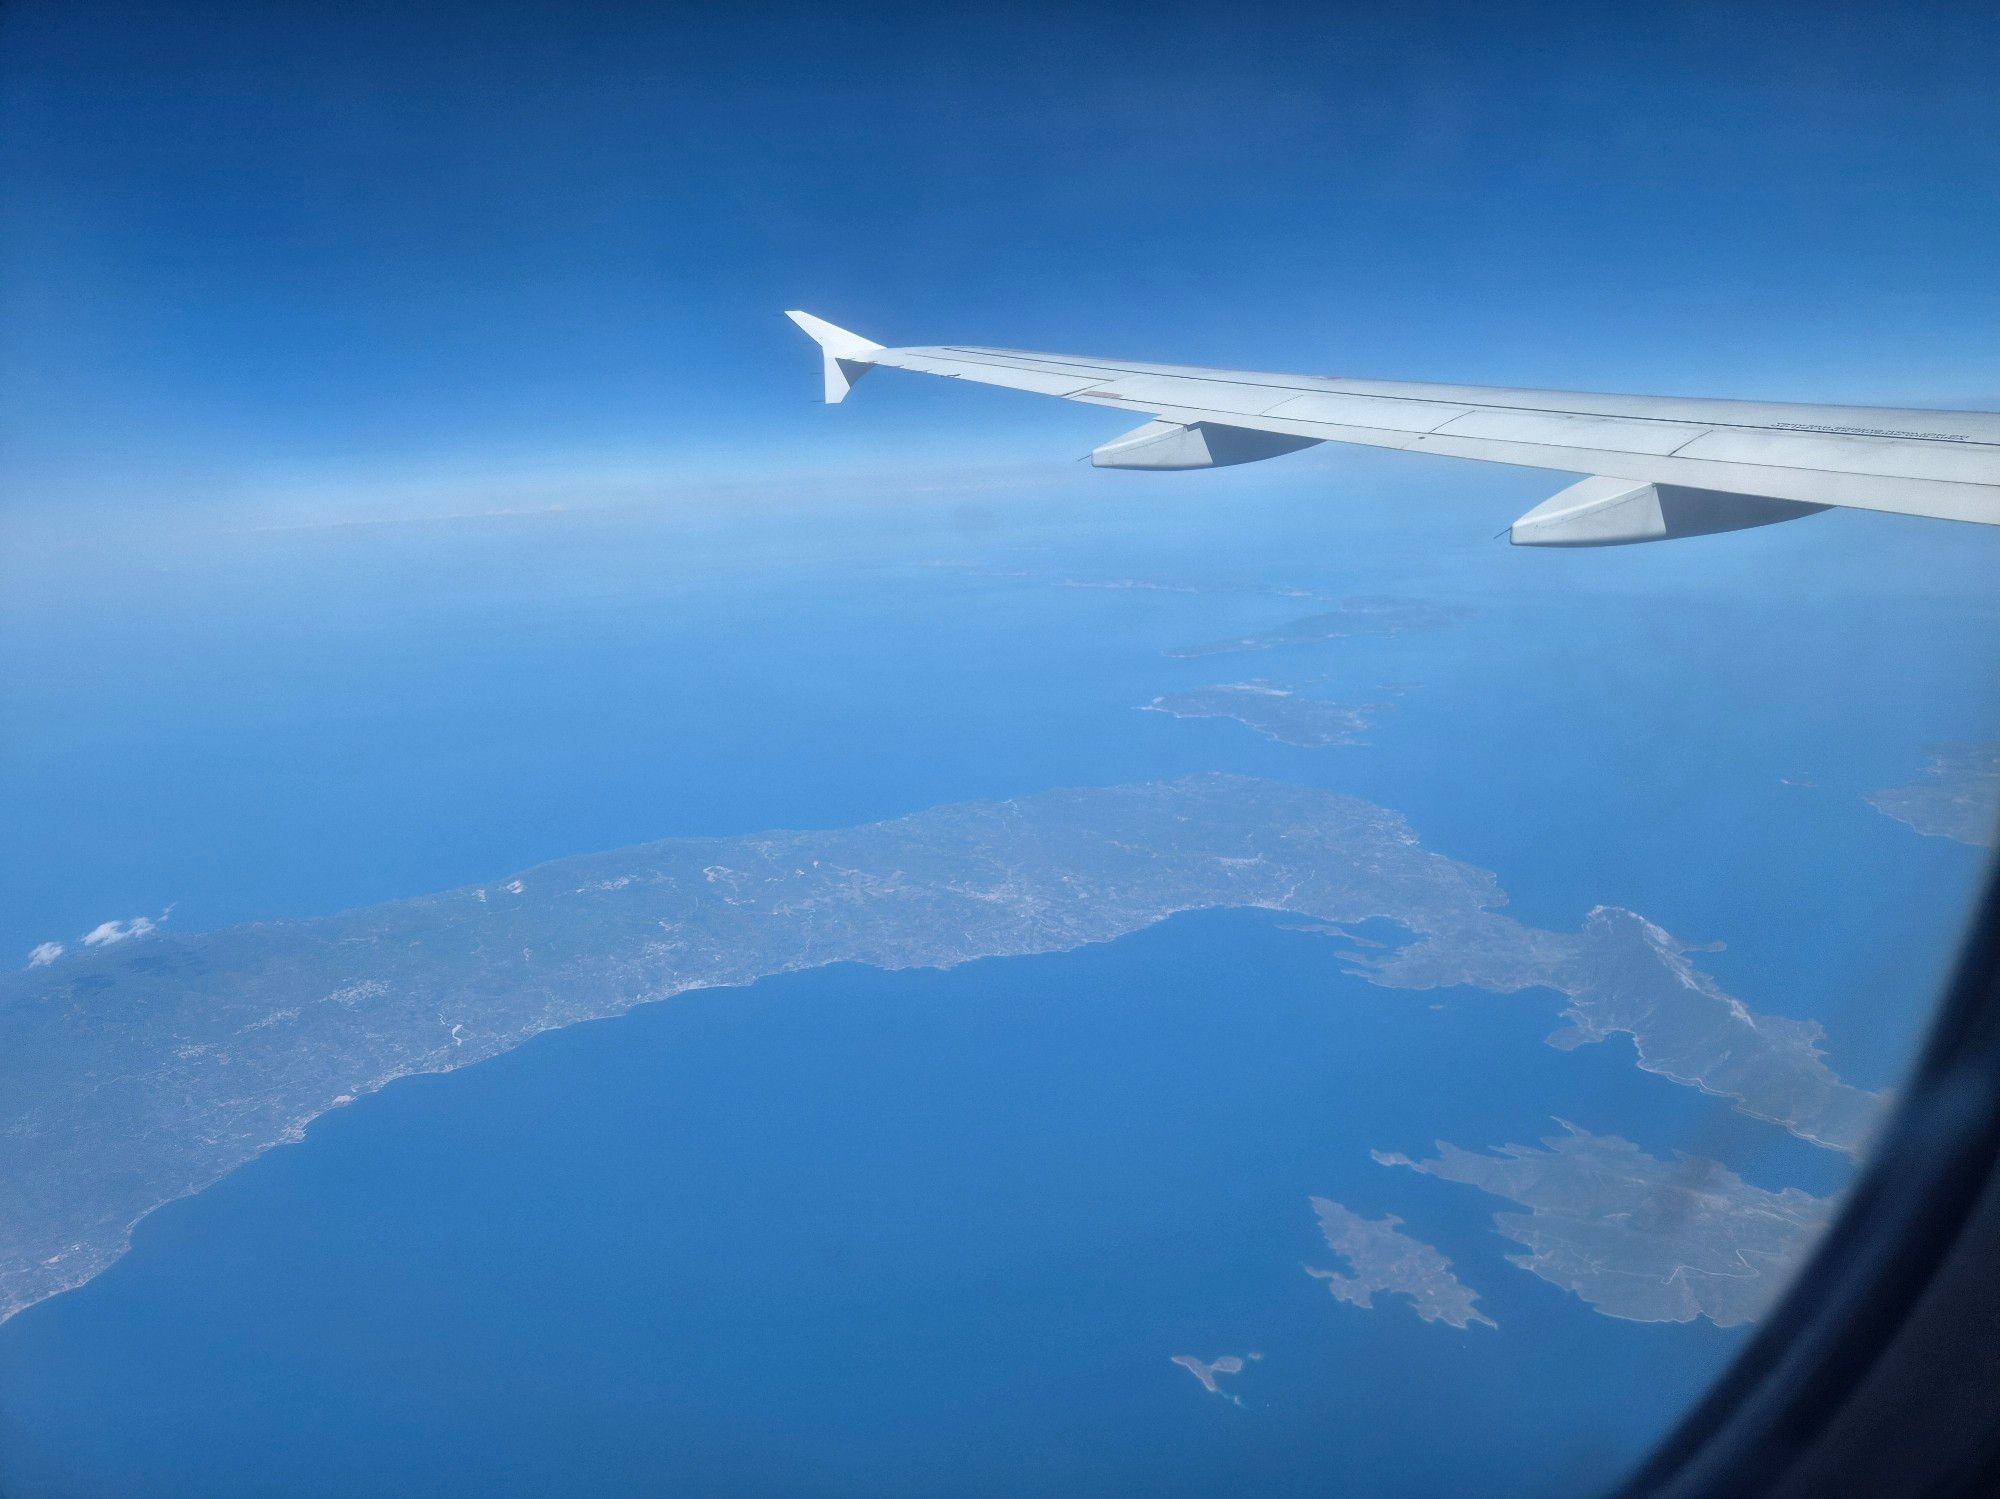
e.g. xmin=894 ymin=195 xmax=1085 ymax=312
xmin=3 ymin=0 xmax=1997 ymax=538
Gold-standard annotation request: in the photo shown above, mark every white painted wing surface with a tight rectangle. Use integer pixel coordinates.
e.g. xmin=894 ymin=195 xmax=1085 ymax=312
xmin=784 ymin=311 xmax=2000 ymax=546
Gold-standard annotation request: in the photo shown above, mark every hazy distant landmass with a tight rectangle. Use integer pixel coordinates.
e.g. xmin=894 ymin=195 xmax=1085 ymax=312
xmin=921 ymin=560 xmax=1331 ymax=604
xmin=1869 ymin=744 xmax=2000 ymax=848
xmin=1171 ymin=1351 xmax=1261 ymax=1403
xmin=1142 ymin=684 xmax=1376 ymax=747
xmin=1165 ymin=597 xmax=1466 ymax=659
xmin=1304 ymin=1197 xmax=1495 ymax=1330
xmin=1 ymin=774 xmax=1877 ymax=1325
xmin=1377 ymin=1122 xmax=1836 ymax=1327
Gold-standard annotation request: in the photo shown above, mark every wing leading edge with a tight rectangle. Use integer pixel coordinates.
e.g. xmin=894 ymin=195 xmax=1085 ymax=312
xmin=783 ymin=311 xmax=2000 ymax=546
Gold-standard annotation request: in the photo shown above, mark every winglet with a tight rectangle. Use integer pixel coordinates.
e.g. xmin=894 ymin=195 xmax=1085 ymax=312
xmin=784 ymin=310 xmax=884 ymax=404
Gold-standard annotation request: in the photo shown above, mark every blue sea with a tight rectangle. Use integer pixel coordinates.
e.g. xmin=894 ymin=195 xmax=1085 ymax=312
xmin=3 ymin=465 xmax=1996 ymax=1495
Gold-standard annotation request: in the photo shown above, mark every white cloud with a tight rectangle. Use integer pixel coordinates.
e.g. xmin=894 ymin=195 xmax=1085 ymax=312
xmin=81 ymin=913 xmax=164 ymax=947
xmin=27 ymin=941 xmax=64 ymax=968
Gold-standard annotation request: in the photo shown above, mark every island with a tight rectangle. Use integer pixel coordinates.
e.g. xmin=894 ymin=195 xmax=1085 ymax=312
xmin=1376 ymin=1122 xmax=1836 ymax=1327
xmin=1141 ymin=683 xmax=1376 ymax=747
xmin=1165 ymin=597 xmax=1465 ymax=659
xmin=1170 ymin=1352 xmax=1261 ymax=1402
xmin=2 ymin=774 xmax=1877 ymax=1326
xmin=922 ymin=559 xmax=1332 ymax=604
xmin=1869 ymin=744 xmax=2000 ymax=848
xmin=1304 ymin=1197 xmax=1497 ymax=1330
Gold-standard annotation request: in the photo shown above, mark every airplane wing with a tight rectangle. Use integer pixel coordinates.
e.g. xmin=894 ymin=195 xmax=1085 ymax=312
xmin=783 ymin=310 xmax=2000 ymax=546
